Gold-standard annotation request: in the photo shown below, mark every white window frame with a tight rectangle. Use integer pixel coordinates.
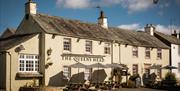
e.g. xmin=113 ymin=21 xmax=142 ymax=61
xmin=132 ymin=64 xmax=138 ymax=75
xmin=19 ymin=54 xmax=39 ymax=72
xmin=85 ymin=40 xmax=92 ymax=53
xmin=84 ymin=68 xmax=92 ymax=80
xmin=145 ymin=48 xmax=151 ymax=59
xmin=63 ymin=38 xmax=71 ymax=52
xmin=178 ymin=45 xmax=180 ymax=55
xmin=157 ymin=48 xmax=162 ymax=59
xmin=178 ymin=63 xmax=180 ymax=73
xmin=63 ymin=66 xmax=71 ymax=78
xmin=132 ymin=46 xmax=138 ymax=57
xmin=104 ymin=42 xmax=111 ymax=54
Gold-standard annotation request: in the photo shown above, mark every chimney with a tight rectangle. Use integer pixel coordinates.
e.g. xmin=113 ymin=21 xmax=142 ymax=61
xmin=25 ymin=0 xmax=37 ymax=15
xmin=145 ymin=24 xmax=155 ymax=36
xmin=98 ymin=10 xmax=108 ymax=29
xmin=172 ymin=30 xmax=180 ymax=39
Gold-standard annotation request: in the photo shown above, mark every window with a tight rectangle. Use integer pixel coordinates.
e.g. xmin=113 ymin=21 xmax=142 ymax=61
xmin=85 ymin=41 xmax=92 ymax=53
xmin=157 ymin=65 xmax=162 ymax=78
xmin=178 ymin=45 xmax=180 ymax=55
xmin=63 ymin=38 xmax=71 ymax=51
xmin=145 ymin=48 xmax=151 ymax=59
xmin=132 ymin=46 xmax=138 ymax=57
xmin=104 ymin=43 xmax=111 ymax=54
xmin=157 ymin=48 xmax=162 ymax=59
xmin=19 ymin=54 xmax=39 ymax=72
xmin=144 ymin=64 xmax=151 ymax=78
xmin=84 ymin=68 xmax=92 ymax=80
xmin=132 ymin=64 xmax=138 ymax=75
xmin=178 ymin=63 xmax=180 ymax=73
xmin=63 ymin=66 xmax=71 ymax=78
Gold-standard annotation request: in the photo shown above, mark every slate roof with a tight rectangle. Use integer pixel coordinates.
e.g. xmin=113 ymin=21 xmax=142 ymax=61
xmin=155 ymin=31 xmax=180 ymax=45
xmin=0 ymin=28 xmax=16 ymax=38
xmin=0 ymin=34 xmax=37 ymax=51
xmin=31 ymin=13 xmax=169 ymax=49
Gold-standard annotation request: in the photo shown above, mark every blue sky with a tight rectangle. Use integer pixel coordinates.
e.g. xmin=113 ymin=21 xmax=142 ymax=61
xmin=0 ymin=0 xmax=180 ymax=34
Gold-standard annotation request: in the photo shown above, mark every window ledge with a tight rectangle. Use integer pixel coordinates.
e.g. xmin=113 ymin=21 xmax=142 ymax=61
xmin=17 ymin=72 xmax=43 ymax=78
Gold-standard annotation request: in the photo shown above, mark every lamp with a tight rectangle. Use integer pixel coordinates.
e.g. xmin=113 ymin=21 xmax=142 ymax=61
xmin=77 ymin=38 xmax=81 ymax=42
xmin=15 ymin=45 xmax=25 ymax=52
xmin=47 ymin=48 xmax=52 ymax=56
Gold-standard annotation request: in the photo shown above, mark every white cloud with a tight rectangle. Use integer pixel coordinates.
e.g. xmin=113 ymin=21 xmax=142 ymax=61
xmin=56 ymin=0 xmax=91 ymax=9
xmin=117 ymin=24 xmax=180 ymax=34
xmin=117 ymin=23 xmax=142 ymax=30
xmin=125 ymin=0 xmax=153 ymax=13
xmin=56 ymin=0 xmax=154 ymax=12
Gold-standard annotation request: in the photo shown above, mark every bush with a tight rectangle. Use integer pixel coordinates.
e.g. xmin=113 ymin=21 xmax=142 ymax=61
xmin=162 ymin=72 xmax=177 ymax=86
xmin=129 ymin=74 xmax=138 ymax=81
xmin=121 ymin=80 xmax=136 ymax=88
xmin=165 ymin=72 xmax=176 ymax=81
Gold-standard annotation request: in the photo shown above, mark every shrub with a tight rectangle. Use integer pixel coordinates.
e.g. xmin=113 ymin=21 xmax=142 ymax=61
xmin=165 ymin=72 xmax=176 ymax=81
xmin=121 ymin=80 xmax=136 ymax=88
xmin=162 ymin=72 xmax=177 ymax=86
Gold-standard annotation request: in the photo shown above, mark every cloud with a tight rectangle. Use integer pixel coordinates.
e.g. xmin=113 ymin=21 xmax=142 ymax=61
xmin=56 ymin=0 xmax=91 ymax=9
xmin=56 ymin=0 xmax=154 ymax=12
xmin=176 ymin=0 xmax=180 ymax=5
xmin=117 ymin=23 xmax=180 ymax=34
xmin=117 ymin=23 xmax=142 ymax=30
xmin=125 ymin=0 xmax=153 ymax=13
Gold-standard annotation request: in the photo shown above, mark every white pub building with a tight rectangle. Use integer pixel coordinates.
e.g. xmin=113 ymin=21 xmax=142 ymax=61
xmin=0 ymin=0 xmax=171 ymax=91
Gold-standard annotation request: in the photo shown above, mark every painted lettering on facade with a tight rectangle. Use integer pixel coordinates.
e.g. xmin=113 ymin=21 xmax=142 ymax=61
xmin=62 ymin=54 xmax=104 ymax=62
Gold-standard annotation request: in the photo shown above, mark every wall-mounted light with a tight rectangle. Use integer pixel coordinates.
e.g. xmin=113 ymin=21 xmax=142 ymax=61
xmin=77 ymin=38 xmax=81 ymax=42
xmin=99 ymin=41 xmax=102 ymax=45
xmin=45 ymin=61 xmax=53 ymax=69
xmin=52 ymin=34 xmax=57 ymax=39
xmin=125 ymin=44 xmax=128 ymax=47
xmin=15 ymin=45 xmax=25 ymax=52
xmin=47 ymin=48 xmax=52 ymax=56
xmin=151 ymin=47 xmax=154 ymax=50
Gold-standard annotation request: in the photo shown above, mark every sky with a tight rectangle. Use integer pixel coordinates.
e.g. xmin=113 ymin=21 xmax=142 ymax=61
xmin=0 ymin=0 xmax=180 ymax=35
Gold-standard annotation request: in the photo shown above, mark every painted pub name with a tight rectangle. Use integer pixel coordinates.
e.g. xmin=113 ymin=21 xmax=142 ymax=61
xmin=61 ymin=54 xmax=105 ymax=62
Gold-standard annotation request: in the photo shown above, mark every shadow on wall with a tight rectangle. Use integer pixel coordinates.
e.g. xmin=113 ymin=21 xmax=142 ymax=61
xmin=91 ymin=69 xmax=107 ymax=83
xmin=69 ymin=72 xmax=85 ymax=84
xmin=48 ymin=71 xmax=68 ymax=86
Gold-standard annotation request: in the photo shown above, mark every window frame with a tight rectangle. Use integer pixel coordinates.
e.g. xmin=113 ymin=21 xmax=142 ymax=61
xmin=132 ymin=64 xmax=138 ymax=75
xmin=178 ymin=45 xmax=180 ymax=55
xmin=85 ymin=40 xmax=92 ymax=53
xmin=145 ymin=48 xmax=151 ymax=59
xmin=84 ymin=68 xmax=92 ymax=80
xmin=157 ymin=48 xmax=162 ymax=59
xmin=63 ymin=38 xmax=71 ymax=52
xmin=18 ymin=54 xmax=39 ymax=73
xmin=178 ymin=63 xmax=180 ymax=73
xmin=63 ymin=66 xmax=71 ymax=78
xmin=132 ymin=46 xmax=138 ymax=57
xmin=104 ymin=42 xmax=111 ymax=54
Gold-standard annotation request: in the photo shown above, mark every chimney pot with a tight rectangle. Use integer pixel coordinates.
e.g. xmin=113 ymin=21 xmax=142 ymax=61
xmin=25 ymin=0 xmax=37 ymax=15
xmin=98 ymin=10 xmax=108 ymax=29
xmin=145 ymin=24 xmax=155 ymax=36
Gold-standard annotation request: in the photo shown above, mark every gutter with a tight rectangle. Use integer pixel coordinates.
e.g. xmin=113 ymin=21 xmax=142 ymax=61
xmin=0 ymin=51 xmax=12 ymax=91
xmin=111 ymin=41 xmax=114 ymax=64
xmin=118 ymin=43 xmax=121 ymax=64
